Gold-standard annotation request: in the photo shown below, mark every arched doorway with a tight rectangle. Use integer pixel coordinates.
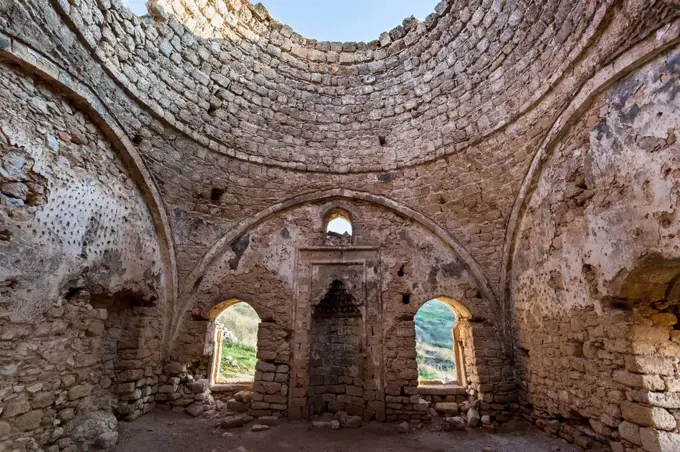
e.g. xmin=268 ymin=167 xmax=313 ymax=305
xmin=207 ymin=299 xmax=261 ymax=384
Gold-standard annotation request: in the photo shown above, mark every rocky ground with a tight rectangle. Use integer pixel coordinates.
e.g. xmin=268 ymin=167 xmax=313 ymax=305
xmin=114 ymin=409 xmax=584 ymax=452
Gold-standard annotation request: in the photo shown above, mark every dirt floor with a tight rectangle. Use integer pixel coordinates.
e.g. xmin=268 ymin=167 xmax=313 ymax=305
xmin=115 ymin=410 xmax=582 ymax=452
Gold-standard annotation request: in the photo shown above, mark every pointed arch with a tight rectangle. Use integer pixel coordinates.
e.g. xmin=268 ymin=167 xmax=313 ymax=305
xmin=0 ymin=35 xmax=178 ymax=350
xmin=501 ymin=23 xmax=680 ymax=332
xmin=170 ymin=188 xmax=498 ymax=346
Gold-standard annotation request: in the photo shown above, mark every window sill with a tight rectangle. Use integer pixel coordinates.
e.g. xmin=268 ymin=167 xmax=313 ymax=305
xmin=210 ymin=381 xmax=254 ymax=393
xmin=417 ymin=384 xmax=467 ymax=396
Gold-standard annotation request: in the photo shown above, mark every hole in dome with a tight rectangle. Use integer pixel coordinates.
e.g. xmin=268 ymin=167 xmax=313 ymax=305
xmin=208 ymin=103 xmax=220 ymax=116
xmin=65 ymin=287 xmax=82 ymax=300
xmin=257 ymin=1 xmax=441 ymax=43
xmin=210 ymin=188 xmax=225 ymax=203
xmin=378 ymin=135 xmax=387 ymax=146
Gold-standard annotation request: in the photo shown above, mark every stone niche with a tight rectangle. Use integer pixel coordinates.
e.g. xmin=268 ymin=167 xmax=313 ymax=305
xmin=309 ymin=277 xmax=364 ymax=416
xmin=290 ymin=248 xmax=382 ymax=420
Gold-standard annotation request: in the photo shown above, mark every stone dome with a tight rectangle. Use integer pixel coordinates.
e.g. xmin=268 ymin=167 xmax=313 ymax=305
xmin=78 ymin=0 xmax=611 ymax=171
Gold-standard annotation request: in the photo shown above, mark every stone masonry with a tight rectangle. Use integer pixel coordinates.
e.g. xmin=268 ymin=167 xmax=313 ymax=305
xmin=1 ymin=0 xmax=680 ymax=451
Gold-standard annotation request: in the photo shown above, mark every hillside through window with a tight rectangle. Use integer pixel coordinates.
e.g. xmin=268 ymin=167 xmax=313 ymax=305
xmin=415 ymin=299 xmax=457 ymax=384
xmin=214 ymin=302 xmax=260 ymax=383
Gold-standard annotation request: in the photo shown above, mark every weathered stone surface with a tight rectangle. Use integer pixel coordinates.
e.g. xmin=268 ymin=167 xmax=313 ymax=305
xmin=256 ymin=416 xmax=279 ymax=426
xmin=511 ymin=45 xmax=680 ymax=448
xmin=164 ymin=363 xmax=187 ymax=375
xmin=443 ymin=416 xmax=467 ymax=431
xmin=467 ymin=408 xmax=481 ymax=428
xmin=621 ymin=402 xmax=676 ymax=431
xmin=221 ymin=415 xmax=254 ymax=429
xmin=234 ymin=391 xmax=253 ymax=404
xmin=0 ymin=421 xmax=10 ymax=437
xmin=188 ymin=379 xmax=210 ymax=394
xmin=0 ymin=0 xmax=678 ymax=449
xmin=186 ymin=403 xmax=205 ymax=417
xmin=72 ymin=411 xmax=118 ymax=450
xmin=344 ymin=416 xmax=363 ymax=429
xmin=613 ymin=370 xmax=665 ymax=391
xmin=639 ymin=428 xmax=680 ymax=452
xmin=13 ymin=410 xmax=43 ymax=431
xmin=435 ymin=402 xmax=459 ymax=415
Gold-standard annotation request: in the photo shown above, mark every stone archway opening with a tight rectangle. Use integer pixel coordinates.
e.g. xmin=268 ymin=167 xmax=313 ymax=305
xmin=415 ymin=299 xmax=458 ymax=385
xmin=324 ymin=208 xmax=353 ymax=236
xmin=606 ymin=258 xmax=680 ymax=450
xmin=415 ymin=297 xmax=471 ymax=388
xmin=206 ymin=299 xmax=261 ymax=385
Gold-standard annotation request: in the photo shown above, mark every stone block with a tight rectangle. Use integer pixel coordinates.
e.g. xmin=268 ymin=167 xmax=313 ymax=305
xmin=118 ymin=369 xmax=145 ymax=382
xmin=631 ymin=390 xmax=680 ymax=409
xmin=234 ymin=391 xmax=253 ymax=403
xmin=621 ymin=401 xmax=676 ymax=431
xmin=346 ymin=386 xmax=363 ymax=397
xmin=651 ymin=313 xmax=677 ymax=326
xmin=613 ymin=370 xmax=665 ymax=390
xmin=255 ymin=362 xmax=277 ymax=373
xmin=0 ymin=421 xmax=10 ymax=437
xmin=14 ymin=410 xmax=43 ymax=431
xmin=221 ymin=414 xmax=253 ymax=429
xmin=467 ymin=408 xmax=480 ymax=428
xmin=640 ymin=428 xmax=680 ymax=452
xmin=263 ymin=395 xmax=287 ymax=404
xmin=256 ymin=416 xmax=279 ymax=426
xmin=3 ymin=395 xmax=30 ymax=417
xmin=188 ymin=379 xmax=210 ymax=394
xmin=626 ymin=356 xmax=676 ymax=376
xmin=67 ymin=385 xmax=92 ymax=400
xmin=435 ymin=402 xmax=459 ymax=415
xmin=164 ymin=362 xmax=186 ymax=374
xmin=227 ymin=400 xmax=250 ymax=412
xmin=443 ymin=416 xmax=467 ymax=431
xmin=185 ymin=403 xmax=204 ymax=417
xmin=250 ymin=402 xmax=271 ymax=410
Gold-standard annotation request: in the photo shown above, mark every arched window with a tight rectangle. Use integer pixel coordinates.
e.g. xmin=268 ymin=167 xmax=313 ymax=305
xmin=211 ymin=301 xmax=261 ymax=383
xmin=415 ymin=299 xmax=462 ymax=385
xmin=325 ymin=209 xmax=353 ymax=236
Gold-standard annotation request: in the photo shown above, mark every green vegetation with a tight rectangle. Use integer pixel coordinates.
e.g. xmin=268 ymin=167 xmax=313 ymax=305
xmin=219 ymin=342 xmax=258 ymax=381
xmin=415 ymin=300 xmax=457 ymax=383
xmin=215 ymin=302 xmax=260 ymax=382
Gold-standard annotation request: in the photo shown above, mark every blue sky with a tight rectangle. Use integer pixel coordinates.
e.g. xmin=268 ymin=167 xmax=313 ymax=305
xmin=122 ymin=0 xmax=439 ymax=42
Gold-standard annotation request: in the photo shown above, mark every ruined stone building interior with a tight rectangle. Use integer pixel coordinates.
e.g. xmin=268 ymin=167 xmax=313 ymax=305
xmin=2 ymin=0 xmax=680 ymax=451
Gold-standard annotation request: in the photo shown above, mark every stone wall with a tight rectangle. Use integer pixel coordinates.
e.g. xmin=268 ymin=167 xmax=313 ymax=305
xmin=0 ymin=0 xmax=679 ymax=450
xmin=168 ymin=200 xmax=511 ymax=422
xmin=0 ymin=0 xmax=670 ymax=301
xmin=510 ymin=48 xmax=680 ymax=450
xmin=61 ymin=0 xmax=601 ymax=170
xmin=0 ymin=62 xmax=165 ymax=449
